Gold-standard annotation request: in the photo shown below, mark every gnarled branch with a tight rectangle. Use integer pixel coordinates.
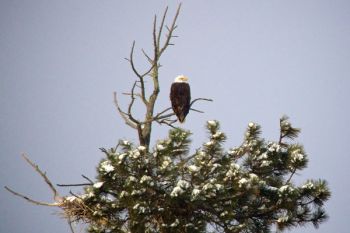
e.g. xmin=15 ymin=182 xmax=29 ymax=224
xmin=4 ymin=186 xmax=60 ymax=207
xmin=151 ymin=97 xmax=213 ymax=127
xmin=113 ymin=92 xmax=137 ymax=129
xmin=5 ymin=154 xmax=62 ymax=205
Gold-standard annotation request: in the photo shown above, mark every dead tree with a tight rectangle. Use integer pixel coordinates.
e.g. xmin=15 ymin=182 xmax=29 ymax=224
xmin=113 ymin=3 xmax=211 ymax=148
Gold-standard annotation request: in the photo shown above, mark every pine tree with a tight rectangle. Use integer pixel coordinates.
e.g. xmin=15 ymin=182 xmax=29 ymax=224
xmin=5 ymin=4 xmax=330 ymax=233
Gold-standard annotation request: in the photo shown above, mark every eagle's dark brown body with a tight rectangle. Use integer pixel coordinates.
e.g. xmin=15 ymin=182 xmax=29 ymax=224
xmin=170 ymin=82 xmax=191 ymax=123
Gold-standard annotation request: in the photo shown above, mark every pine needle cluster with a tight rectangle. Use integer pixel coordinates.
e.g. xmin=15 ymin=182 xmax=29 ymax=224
xmin=64 ymin=117 xmax=330 ymax=233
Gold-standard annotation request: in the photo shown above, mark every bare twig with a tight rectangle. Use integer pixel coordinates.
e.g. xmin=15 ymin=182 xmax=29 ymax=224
xmin=153 ymin=15 xmax=158 ymax=60
xmin=128 ymin=42 xmax=157 ymax=105
xmin=129 ymin=41 xmax=143 ymax=79
xmin=57 ymin=183 xmax=92 ymax=187
xmin=113 ymin=92 xmax=137 ymax=129
xmin=155 ymin=107 xmax=173 ymax=117
xmin=190 ymin=108 xmax=204 ymax=113
xmin=159 ymin=4 xmax=181 ymax=56
xmin=4 ymin=186 xmax=60 ymax=206
xmin=4 ymin=154 xmax=63 ymax=205
xmin=141 ymin=49 xmax=153 ymax=64
xmin=149 ymin=97 xmax=213 ymax=127
xmin=68 ymin=218 xmax=76 ymax=233
xmin=155 ymin=112 xmax=175 ymax=121
xmin=69 ymin=191 xmax=81 ymax=198
xmin=21 ymin=154 xmax=60 ymax=201
xmin=285 ymin=168 xmax=297 ymax=184
xmin=127 ymin=81 xmax=140 ymax=125
xmin=82 ymin=175 xmax=94 ymax=184
xmin=156 ymin=119 xmax=177 ymax=128
xmin=190 ymin=98 xmax=213 ymax=108
xmin=157 ymin=6 xmax=169 ymax=49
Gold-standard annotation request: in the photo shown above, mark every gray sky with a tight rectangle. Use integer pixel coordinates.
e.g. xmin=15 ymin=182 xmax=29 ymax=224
xmin=1 ymin=1 xmax=349 ymax=232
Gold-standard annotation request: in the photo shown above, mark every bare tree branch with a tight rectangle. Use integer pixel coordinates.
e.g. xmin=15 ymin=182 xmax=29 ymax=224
xmin=190 ymin=98 xmax=213 ymax=108
xmin=141 ymin=48 xmax=153 ymax=64
xmin=116 ymin=4 xmax=189 ymax=147
xmin=159 ymin=4 xmax=181 ymax=57
xmin=157 ymin=6 xmax=169 ymax=49
xmin=4 ymin=186 xmax=60 ymax=206
xmin=152 ymin=98 xmax=213 ymax=125
xmin=190 ymin=108 xmax=204 ymax=113
xmin=68 ymin=219 xmax=76 ymax=233
xmin=113 ymin=92 xmax=137 ymax=129
xmin=21 ymin=154 xmax=60 ymax=201
xmin=153 ymin=15 xmax=158 ymax=61
xmin=128 ymin=42 xmax=148 ymax=104
xmin=4 ymin=154 xmax=63 ymax=206
xmin=155 ymin=112 xmax=175 ymax=121
xmin=156 ymin=118 xmax=177 ymax=128
xmin=128 ymin=41 xmax=142 ymax=79
xmin=81 ymin=175 xmax=93 ymax=184
xmin=126 ymin=81 xmax=141 ymax=125
xmin=285 ymin=168 xmax=297 ymax=184
xmin=155 ymin=107 xmax=173 ymax=117
xmin=57 ymin=183 xmax=92 ymax=187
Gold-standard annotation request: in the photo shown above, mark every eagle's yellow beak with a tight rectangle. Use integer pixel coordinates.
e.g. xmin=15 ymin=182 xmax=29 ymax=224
xmin=180 ymin=76 xmax=188 ymax=81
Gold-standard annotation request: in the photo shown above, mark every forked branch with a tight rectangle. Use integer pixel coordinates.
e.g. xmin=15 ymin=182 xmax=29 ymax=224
xmin=4 ymin=186 xmax=60 ymax=207
xmin=4 ymin=154 xmax=62 ymax=206
xmin=152 ymin=97 xmax=213 ymax=127
xmin=115 ymin=4 xmax=183 ymax=148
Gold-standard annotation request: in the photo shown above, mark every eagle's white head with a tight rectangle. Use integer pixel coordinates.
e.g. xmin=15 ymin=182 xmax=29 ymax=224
xmin=174 ymin=75 xmax=189 ymax=83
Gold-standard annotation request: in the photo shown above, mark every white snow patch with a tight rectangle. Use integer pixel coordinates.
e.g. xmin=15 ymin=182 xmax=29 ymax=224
xmin=277 ymin=215 xmax=289 ymax=223
xmin=302 ymin=181 xmax=314 ymax=189
xmin=260 ymin=160 xmax=272 ymax=167
xmin=278 ymin=185 xmax=294 ymax=194
xmin=248 ymin=122 xmax=255 ymax=128
xmin=238 ymin=178 xmax=248 ymax=187
xmin=170 ymin=186 xmax=184 ymax=197
xmin=291 ymin=150 xmax=304 ymax=163
xmin=133 ymin=203 xmax=140 ymax=209
xmin=127 ymin=176 xmax=137 ymax=183
xmin=267 ymin=142 xmax=281 ymax=152
xmin=213 ymin=131 xmax=223 ymax=139
xmin=230 ymin=163 xmax=240 ymax=170
xmin=131 ymin=150 xmax=140 ymax=159
xmin=226 ymin=170 xmax=235 ymax=178
xmin=170 ymin=219 xmax=179 ymax=227
xmin=220 ymin=211 xmax=228 ymax=217
xmin=118 ymin=153 xmax=126 ymax=161
xmin=207 ymin=120 xmax=217 ymax=127
xmin=188 ymin=165 xmax=200 ymax=173
xmin=215 ymin=184 xmax=224 ymax=190
xmin=205 ymin=140 xmax=215 ymax=146
xmin=65 ymin=196 xmax=77 ymax=202
xmin=202 ymin=183 xmax=213 ymax=191
xmin=192 ymin=188 xmax=201 ymax=197
xmin=100 ymin=161 xmax=114 ymax=173
xmin=177 ymin=180 xmax=190 ymax=189
xmin=122 ymin=140 xmax=130 ymax=145
xmin=140 ymin=175 xmax=152 ymax=184
xmin=119 ymin=191 xmax=129 ymax=198
xmin=157 ymin=144 xmax=165 ymax=151
xmin=93 ymin=182 xmax=104 ymax=189
xmin=249 ymin=173 xmax=258 ymax=181
xmin=161 ymin=160 xmax=171 ymax=170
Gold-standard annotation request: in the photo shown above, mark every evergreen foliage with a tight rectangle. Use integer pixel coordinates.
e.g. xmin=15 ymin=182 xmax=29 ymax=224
xmin=63 ymin=117 xmax=330 ymax=232
xmin=5 ymin=5 xmax=330 ymax=233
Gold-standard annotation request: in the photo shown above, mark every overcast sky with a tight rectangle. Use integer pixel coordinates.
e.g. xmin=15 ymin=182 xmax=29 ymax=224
xmin=1 ymin=1 xmax=349 ymax=232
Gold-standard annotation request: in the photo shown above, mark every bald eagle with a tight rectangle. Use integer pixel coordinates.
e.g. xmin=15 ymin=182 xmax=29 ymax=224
xmin=170 ymin=75 xmax=191 ymax=123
